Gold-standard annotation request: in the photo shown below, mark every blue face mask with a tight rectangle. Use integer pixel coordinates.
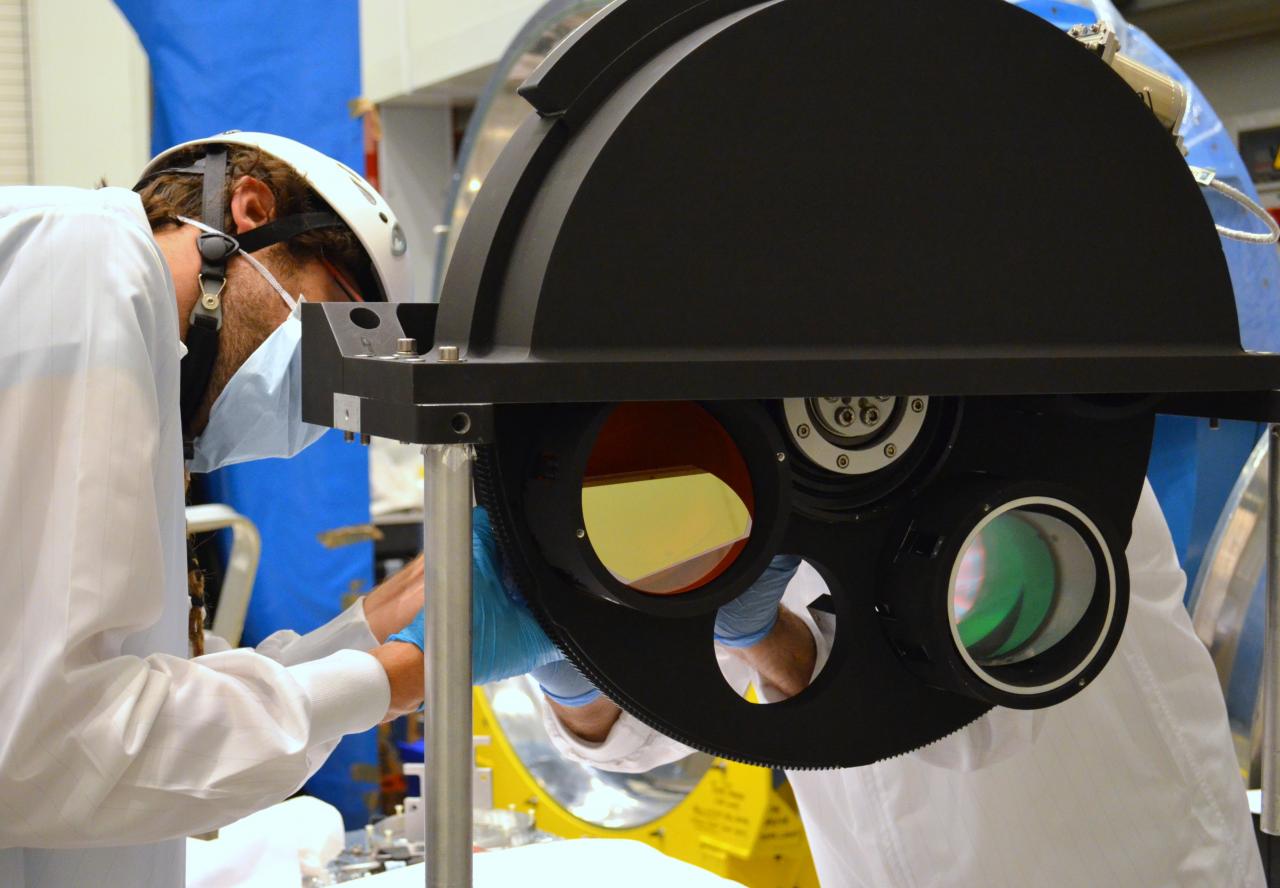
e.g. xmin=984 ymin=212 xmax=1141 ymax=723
xmin=184 ymin=217 xmax=328 ymax=473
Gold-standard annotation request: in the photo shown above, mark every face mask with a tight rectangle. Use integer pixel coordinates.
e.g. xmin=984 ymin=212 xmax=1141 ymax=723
xmin=182 ymin=216 xmax=328 ymax=473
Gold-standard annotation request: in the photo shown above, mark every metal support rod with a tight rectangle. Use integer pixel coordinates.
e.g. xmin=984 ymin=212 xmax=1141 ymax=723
xmin=423 ymin=443 xmax=475 ymax=885
xmin=1264 ymin=425 xmax=1280 ymax=835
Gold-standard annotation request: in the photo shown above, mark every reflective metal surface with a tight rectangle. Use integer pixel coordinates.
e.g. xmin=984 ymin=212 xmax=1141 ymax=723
xmin=432 ymin=0 xmax=611 ymax=296
xmin=1189 ymin=431 xmax=1269 ymax=783
xmin=484 ymin=676 xmax=714 ymax=829
xmin=1263 ymin=426 xmax=1280 ymax=834
xmin=423 ymin=444 xmax=475 ymax=887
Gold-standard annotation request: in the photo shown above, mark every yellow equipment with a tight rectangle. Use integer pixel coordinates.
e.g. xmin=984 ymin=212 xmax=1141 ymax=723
xmin=473 ymin=681 xmax=819 ymax=888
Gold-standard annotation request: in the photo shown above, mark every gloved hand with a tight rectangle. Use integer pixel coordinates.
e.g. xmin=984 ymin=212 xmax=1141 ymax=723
xmin=713 ymin=555 xmax=802 ymax=648
xmin=531 ymin=659 xmax=601 ymax=708
xmin=388 ymin=507 xmax=564 ymax=685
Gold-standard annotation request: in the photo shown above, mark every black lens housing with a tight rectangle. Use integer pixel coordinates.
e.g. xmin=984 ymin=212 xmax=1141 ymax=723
xmin=522 ymin=400 xmax=791 ymax=617
xmin=877 ymin=477 xmax=1130 ymax=709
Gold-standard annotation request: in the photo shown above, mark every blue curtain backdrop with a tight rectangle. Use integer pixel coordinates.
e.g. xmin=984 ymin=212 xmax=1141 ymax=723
xmin=114 ymin=0 xmax=379 ymax=828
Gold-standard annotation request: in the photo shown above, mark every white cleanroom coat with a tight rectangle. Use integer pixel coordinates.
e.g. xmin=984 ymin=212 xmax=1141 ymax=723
xmin=0 ymin=187 xmax=391 ymax=887
xmin=544 ymin=482 xmax=1264 ymax=887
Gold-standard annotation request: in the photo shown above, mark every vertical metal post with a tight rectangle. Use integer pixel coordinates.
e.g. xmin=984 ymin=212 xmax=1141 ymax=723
xmin=422 ymin=443 xmax=474 ymax=885
xmin=1264 ymin=425 xmax=1280 ymax=835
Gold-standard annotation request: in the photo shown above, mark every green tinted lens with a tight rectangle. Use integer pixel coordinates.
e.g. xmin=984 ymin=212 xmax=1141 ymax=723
xmin=952 ymin=509 xmax=1096 ymax=667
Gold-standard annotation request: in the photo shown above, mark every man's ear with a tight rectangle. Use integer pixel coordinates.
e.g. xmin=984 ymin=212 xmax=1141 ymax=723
xmin=228 ymin=176 xmax=277 ymax=234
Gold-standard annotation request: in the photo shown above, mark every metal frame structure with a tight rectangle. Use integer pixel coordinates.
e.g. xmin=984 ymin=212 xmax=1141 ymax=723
xmin=301 ymin=0 xmax=1280 ymax=881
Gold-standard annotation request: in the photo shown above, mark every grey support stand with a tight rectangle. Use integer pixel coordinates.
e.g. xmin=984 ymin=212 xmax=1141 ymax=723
xmin=1265 ymin=425 xmax=1280 ymax=836
xmin=422 ymin=443 xmax=475 ymax=886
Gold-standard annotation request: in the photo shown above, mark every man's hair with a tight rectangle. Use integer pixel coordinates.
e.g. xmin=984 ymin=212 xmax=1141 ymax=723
xmin=136 ymin=144 xmax=368 ymax=284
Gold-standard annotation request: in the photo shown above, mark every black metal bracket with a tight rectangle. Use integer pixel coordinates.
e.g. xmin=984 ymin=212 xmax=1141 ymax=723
xmin=331 ymin=394 xmax=495 ymax=445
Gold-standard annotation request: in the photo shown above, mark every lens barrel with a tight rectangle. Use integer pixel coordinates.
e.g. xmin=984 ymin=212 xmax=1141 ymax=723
xmin=877 ymin=478 xmax=1128 ymax=709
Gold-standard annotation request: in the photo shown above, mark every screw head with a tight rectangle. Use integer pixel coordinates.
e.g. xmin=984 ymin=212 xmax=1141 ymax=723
xmin=883 ymin=443 xmax=897 ymax=458
xmin=911 ymin=398 xmax=925 ymax=413
xmin=776 ymin=452 xmax=786 ymax=462
xmin=863 ymin=407 xmax=880 ymax=425
xmin=576 ymin=528 xmax=586 ymax=539
xmin=835 ymin=407 xmax=856 ymax=426
xmin=836 ymin=454 xmax=850 ymax=469
xmin=796 ymin=424 xmax=811 ymax=439
xmin=438 ymin=345 xmax=460 ymax=363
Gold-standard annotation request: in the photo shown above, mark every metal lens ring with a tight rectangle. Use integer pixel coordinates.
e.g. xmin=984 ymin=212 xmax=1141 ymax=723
xmin=783 ymin=396 xmax=928 ymax=475
xmin=947 ymin=497 xmax=1117 ymax=697
xmin=522 ymin=400 xmax=790 ymax=617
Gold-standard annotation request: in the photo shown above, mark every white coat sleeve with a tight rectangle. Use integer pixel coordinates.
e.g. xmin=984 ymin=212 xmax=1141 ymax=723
xmin=0 ymin=205 xmax=390 ymax=849
xmin=203 ymin=598 xmax=380 ymax=664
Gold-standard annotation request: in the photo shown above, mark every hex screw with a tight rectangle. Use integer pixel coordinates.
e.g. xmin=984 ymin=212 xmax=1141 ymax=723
xmin=911 ymin=398 xmax=925 ymax=413
xmin=884 ymin=443 xmax=897 ymax=458
xmin=836 ymin=454 xmax=850 ymax=469
xmin=836 ymin=407 xmax=856 ymax=426
xmin=862 ymin=407 xmax=880 ymax=425
xmin=796 ymin=424 xmax=811 ymax=439
xmin=438 ymin=345 xmax=460 ymax=363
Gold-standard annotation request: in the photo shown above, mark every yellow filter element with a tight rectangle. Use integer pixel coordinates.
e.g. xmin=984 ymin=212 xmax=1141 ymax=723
xmin=582 ymin=469 xmax=752 ymax=593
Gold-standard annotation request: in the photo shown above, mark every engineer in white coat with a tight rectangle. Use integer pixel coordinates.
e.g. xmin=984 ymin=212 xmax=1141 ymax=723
xmin=0 ymin=133 xmax=542 ymax=887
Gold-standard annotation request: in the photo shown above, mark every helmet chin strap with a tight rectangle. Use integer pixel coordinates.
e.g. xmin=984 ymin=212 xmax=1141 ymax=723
xmin=179 ymin=146 xmax=231 ymax=460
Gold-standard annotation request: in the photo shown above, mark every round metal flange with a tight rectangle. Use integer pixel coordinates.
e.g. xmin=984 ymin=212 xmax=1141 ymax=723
xmin=783 ymin=396 xmax=928 ymax=476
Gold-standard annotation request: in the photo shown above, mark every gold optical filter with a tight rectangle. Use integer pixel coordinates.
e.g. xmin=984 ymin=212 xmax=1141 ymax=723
xmin=581 ymin=403 xmax=754 ymax=595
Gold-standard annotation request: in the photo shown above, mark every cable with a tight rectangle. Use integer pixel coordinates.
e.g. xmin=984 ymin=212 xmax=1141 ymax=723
xmin=1190 ymin=166 xmax=1280 ymax=245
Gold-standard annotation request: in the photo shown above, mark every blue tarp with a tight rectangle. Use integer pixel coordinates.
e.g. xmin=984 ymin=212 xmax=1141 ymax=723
xmin=115 ymin=0 xmax=378 ymax=829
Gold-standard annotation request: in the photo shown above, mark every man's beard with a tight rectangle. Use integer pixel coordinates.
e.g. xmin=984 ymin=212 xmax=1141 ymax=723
xmin=189 ymin=254 xmax=292 ymax=435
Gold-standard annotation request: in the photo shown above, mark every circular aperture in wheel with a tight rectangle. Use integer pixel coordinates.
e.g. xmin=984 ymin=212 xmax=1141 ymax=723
xmin=581 ymin=402 xmax=755 ymax=596
xmin=714 ymin=557 xmax=835 ymax=704
xmin=949 ymin=500 xmax=1113 ymax=694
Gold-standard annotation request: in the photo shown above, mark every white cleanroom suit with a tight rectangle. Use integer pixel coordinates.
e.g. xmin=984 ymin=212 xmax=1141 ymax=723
xmin=543 ymin=483 xmax=1264 ymax=887
xmin=0 ymin=187 xmax=391 ymax=887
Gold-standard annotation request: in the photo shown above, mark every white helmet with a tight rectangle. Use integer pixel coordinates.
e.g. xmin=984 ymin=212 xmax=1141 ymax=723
xmin=138 ymin=131 xmax=411 ymax=303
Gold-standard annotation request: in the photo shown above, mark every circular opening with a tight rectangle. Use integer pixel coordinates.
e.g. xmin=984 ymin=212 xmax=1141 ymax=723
xmin=951 ymin=504 xmax=1105 ymax=672
xmin=581 ymin=403 xmax=754 ymax=596
xmin=451 ymin=412 xmax=472 ymax=435
xmin=716 ymin=557 xmax=833 ymax=705
xmin=349 ymin=306 xmax=381 ymax=330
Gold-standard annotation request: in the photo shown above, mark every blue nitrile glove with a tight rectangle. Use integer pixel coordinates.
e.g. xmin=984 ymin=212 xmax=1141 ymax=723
xmin=531 ymin=659 xmax=601 ymax=708
xmin=388 ymin=507 xmax=564 ymax=685
xmin=713 ymin=555 xmax=803 ymax=648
